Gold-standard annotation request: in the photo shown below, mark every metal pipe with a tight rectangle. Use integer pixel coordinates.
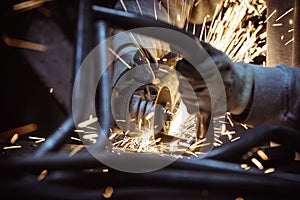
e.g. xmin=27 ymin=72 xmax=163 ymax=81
xmin=74 ymin=0 xmax=93 ymax=74
xmin=33 ymin=116 xmax=74 ymax=157
xmin=94 ymin=20 xmax=111 ymax=140
xmin=204 ymin=124 xmax=300 ymax=162
xmin=45 ymin=169 xmax=300 ymax=191
xmin=3 ymin=145 xmax=300 ymax=183
xmin=3 ymin=168 xmax=300 ymax=199
xmin=92 ymin=5 xmax=197 ymax=41
xmin=72 ymin=0 xmax=93 ymax=120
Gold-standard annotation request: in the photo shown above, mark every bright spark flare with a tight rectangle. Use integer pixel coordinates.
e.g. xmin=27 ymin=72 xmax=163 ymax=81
xmin=200 ymin=0 xmax=267 ymax=63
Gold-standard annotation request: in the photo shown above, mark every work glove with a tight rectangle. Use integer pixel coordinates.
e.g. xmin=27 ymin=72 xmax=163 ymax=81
xmin=177 ymin=41 xmax=254 ymax=117
xmin=112 ymin=49 xmax=155 ymax=88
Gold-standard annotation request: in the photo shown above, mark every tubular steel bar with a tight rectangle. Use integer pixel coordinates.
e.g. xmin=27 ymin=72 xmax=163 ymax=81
xmin=204 ymin=124 xmax=300 ymax=162
xmin=94 ymin=20 xmax=111 ymax=140
xmin=33 ymin=116 xmax=74 ymax=157
xmin=92 ymin=5 xmax=197 ymax=40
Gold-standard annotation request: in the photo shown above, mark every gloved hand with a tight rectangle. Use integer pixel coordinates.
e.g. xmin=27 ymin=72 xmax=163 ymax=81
xmin=177 ymin=41 xmax=254 ymax=116
xmin=112 ymin=49 xmax=155 ymax=88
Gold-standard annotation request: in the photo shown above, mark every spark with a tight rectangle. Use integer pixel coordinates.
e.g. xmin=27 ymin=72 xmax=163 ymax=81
xmin=145 ymin=111 xmax=155 ymax=120
xmin=3 ymin=35 xmax=47 ymax=52
xmin=78 ymin=117 xmax=98 ymax=128
xmin=275 ymin=8 xmax=294 ymax=22
xmin=102 ymin=168 xmax=109 ymax=173
xmin=221 ymin=123 xmax=226 ymax=134
xmin=185 ymin=19 xmax=189 ymax=32
xmin=158 ymin=68 xmax=169 ymax=73
xmin=84 ymin=131 xmax=98 ymax=134
xmin=138 ymin=119 xmax=142 ymax=130
xmin=272 ymin=23 xmax=283 ymax=27
xmin=224 ymin=131 xmax=237 ymax=139
xmin=240 ymin=163 xmax=250 ymax=170
xmin=264 ymin=9 xmax=276 ymax=23
xmin=264 ymin=168 xmax=275 ymax=174
xmin=153 ymin=0 xmax=158 ymax=20
xmin=188 ymin=138 xmax=208 ymax=150
xmin=124 ymin=130 xmax=130 ymax=135
xmin=185 ymin=150 xmax=198 ymax=157
xmin=69 ymin=145 xmax=84 ymax=157
xmin=10 ymin=133 xmax=18 ymax=144
xmin=251 ymin=157 xmax=264 ymax=170
xmin=29 ymin=136 xmax=45 ymax=143
xmin=257 ymin=149 xmax=269 ymax=161
xmin=199 ymin=16 xmax=207 ymax=41
xmin=108 ymin=48 xmax=132 ymax=69
xmin=231 ymin=136 xmax=240 ymax=142
xmin=288 ymin=29 xmax=294 ymax=33
xmin=3 ymin=145 xmax=22 ymax=150
xmin=115 ymin=119 xmax=126 ymax=123
xmin=119 ymin=0 xmax=128 ymax=12
xmin=74 ymin=129 xmax=84 ymax=133
xmin=194 ymin=0 xmax=201 ymax=7
xmin=49 ymin=88 xmax=54 ymax=93
xmin=240 ymin=124 xmax=248 ymax=129
xmin=226 ymin=113 xmax=234 ymax=127
xmin=179 ymin=142 xmax=190 ymax=148
xmin=270 ymin=141 xmax=281 ymax=147
xmin=213 ymin=142 xmax=222 ymax=147
xmin=192 ymin=23 xmax=196 ymax=35
xmin=37 ymin=170 xmax=48 ymax=181
xmin=240 ymin=163 xmax=248 ymax=169
xmin=285 ymin=37 xmax=294 ymax=46
xmin=70 ymin=137 xmax=81 ymax=142
xmin=214 ymin=138 xmax=223 ymax=144
xmin=135 ymin=0 xmax=143 ymax=15
xmin=129 ymin=33 xmax=152 ymax=63
xmin=13 ymin=0 xmax=49 ymax=12
xmin=109 ymin=132 xmax=117 ymax=140
xmin=82 ymin=133 xmax=98 ymax=140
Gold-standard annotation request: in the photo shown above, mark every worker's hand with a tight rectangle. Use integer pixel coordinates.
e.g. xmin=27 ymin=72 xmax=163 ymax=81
xmin=177 ymin=41 xmax=254 ymax=116
xmin=112 ymin=50 xmax=155 ymax=88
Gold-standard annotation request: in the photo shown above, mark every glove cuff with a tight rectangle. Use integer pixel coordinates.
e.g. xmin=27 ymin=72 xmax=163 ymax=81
xmin=229 ymin=62 xmax=255 ymax=115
